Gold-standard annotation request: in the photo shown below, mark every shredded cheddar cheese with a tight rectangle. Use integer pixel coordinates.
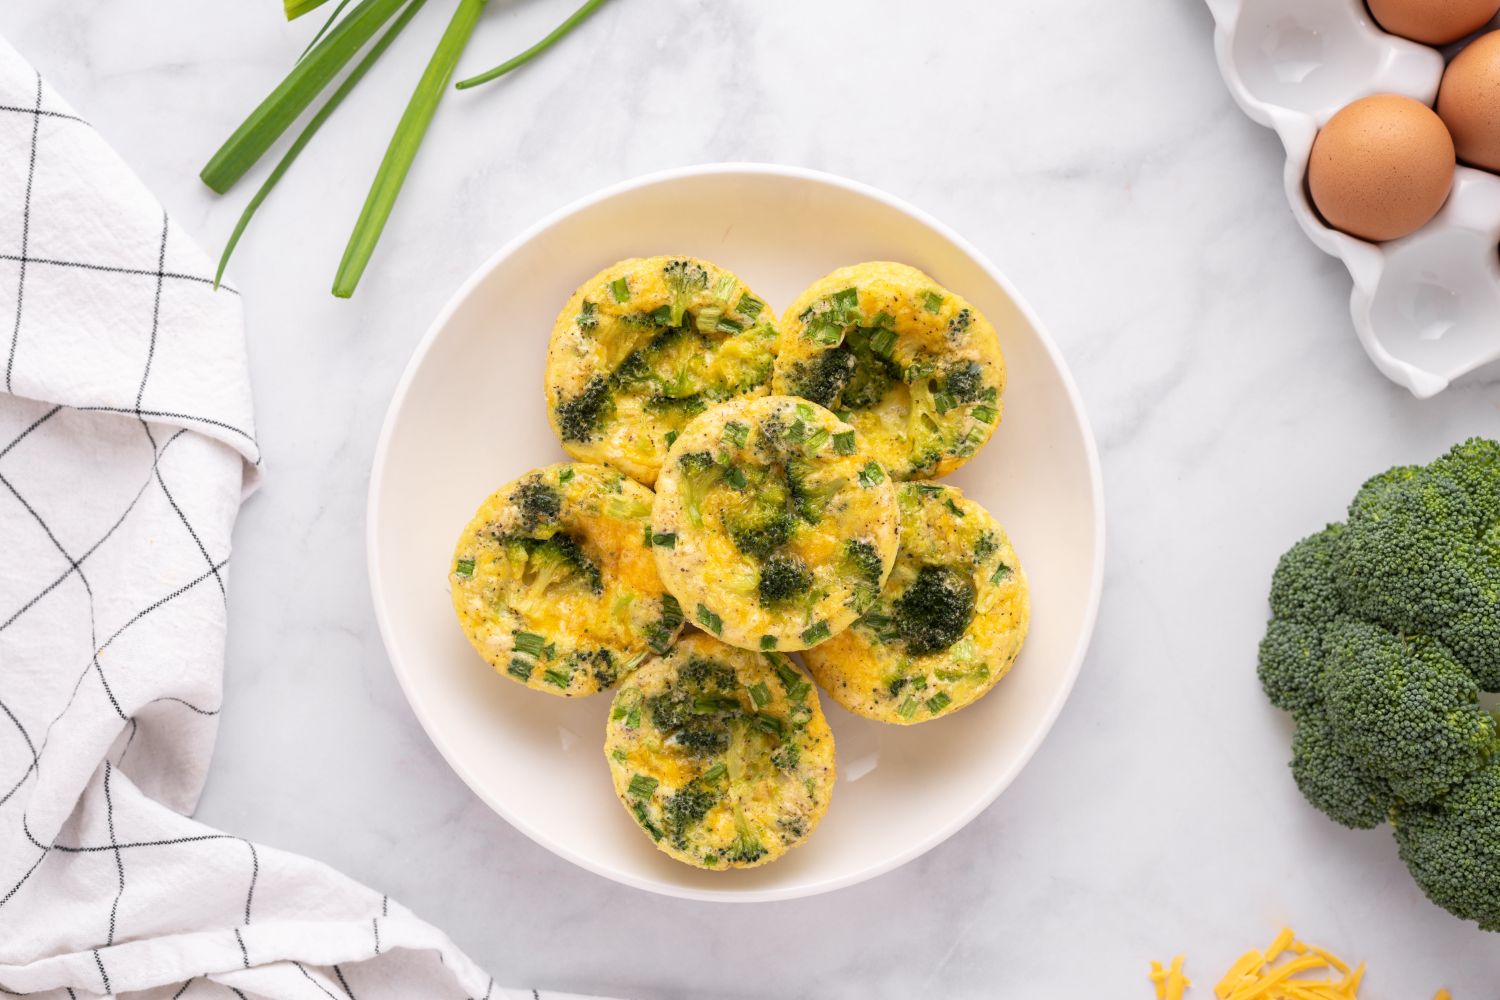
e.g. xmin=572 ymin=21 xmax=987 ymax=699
xmin=1149 ymin=928 xmax=1451 ymax=1000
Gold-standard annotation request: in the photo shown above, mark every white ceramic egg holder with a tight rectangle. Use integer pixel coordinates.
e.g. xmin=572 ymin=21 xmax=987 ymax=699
xmin=1206 ymin=0 xmax=1500 ymax=397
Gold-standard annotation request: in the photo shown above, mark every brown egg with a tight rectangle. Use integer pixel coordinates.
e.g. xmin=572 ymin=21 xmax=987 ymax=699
xmin=1438 ymin=30 xmax=1500 ymax=170
xmin=1368 ymin=0 xmax=1500 ymax=45
xmin=1308 ymin=95 xmax=1455 ymax=242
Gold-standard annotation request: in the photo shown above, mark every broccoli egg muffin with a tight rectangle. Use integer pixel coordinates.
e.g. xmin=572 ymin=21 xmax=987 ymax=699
xmin=772 ymin=262 xmax=1005 ymax=481
xmin=449 ymin=462 xmax=685 ymax=697
xmin=650 ymin=395 xmax=900 ymax=652
xmin=545 ymin=256 xmax=780 ymax=486
xmin=803 ymin=481 xmax=1029 ymax=723
xmin=604 ymin=632 xmax=836 ymax=869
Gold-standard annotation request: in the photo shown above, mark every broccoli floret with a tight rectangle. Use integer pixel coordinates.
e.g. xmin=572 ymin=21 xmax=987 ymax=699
xmin=663 ymin=259 xmax=709 ymax=326
xmin=670 ymin=719 xmax=731 ymax=757
xmin=842 ymin=539 xmax=884 ymax=586
xmin=554 ymin=375 xmax=612 ymax=442
xmin=943 ymin=361 xmax=984 ymax=403
xmin=727 ymin=827 xmax=766 ymax=865
xmin=1395 ymin=761 xmax=1500 ymax=931
xmin=1289 ymin=708 xmax=1397 ymax=830
xmin=892 ymin=564 xmax=976 ymax=656
xmin=722 ymin=468 xmax=795 ymax=559
xmin=513 ymin=477 xmax=561 ymax=532
xmin=1256 ymin=439 xmax=1500 ymax=930
xmin=787 ymin=350 xmax=856 ymax=409
xmin=758 ymin=555 xmax=812 ymax=607
xmin=786 ymin=458 xmax=845 ymax=525
xmin=1322 ymin=621 xmax=1496 ymax=804
xmin=676 ymin=451 xmax=722 ymax=528
xmin=663 ymin=779 xmax=720 ymax=848
xmin=509 ymin=533 xmax=601 ymax=612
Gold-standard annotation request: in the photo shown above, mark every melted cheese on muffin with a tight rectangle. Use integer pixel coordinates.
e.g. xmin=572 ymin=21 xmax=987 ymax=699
xmin=650 ymin=395 xmax=899 ymax=652
xmin=545 ymin=256 xmax=780 ymax=486
xmin=803 ymin=481 xmax=1029 ymax=723
xmin=449 ymin=463 xmax=684 ymax=697
xmin=604 ymin=633 xmax=835 ymax=869
xmin=772 ymin=262 xmax=1005 ymax=481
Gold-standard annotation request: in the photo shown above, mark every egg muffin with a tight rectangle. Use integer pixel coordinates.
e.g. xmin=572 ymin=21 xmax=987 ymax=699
xmin=772 ymin=262 xmax=1005 ymax=481
xmin=545 ymin=256 xmax=780 ymax=486
xmin=449 ymin=463 xmax=684 ymax=697
xmin=803 ymin=481 xmax=1029 ymax=723
xmin=650 ymin=395 xmax=900 ymax=652
xmin=604 ymin=633 xmax=836 ymax=869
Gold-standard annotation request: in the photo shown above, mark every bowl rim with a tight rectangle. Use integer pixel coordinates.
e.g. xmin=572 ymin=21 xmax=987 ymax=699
xmin=366 ymin=161 xmax=1107 ymax=902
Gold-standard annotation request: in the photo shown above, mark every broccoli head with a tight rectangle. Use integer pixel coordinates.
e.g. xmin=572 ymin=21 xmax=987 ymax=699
xmin=512 ymin=477 xmax=561 ymax=533
xmin=663 ymin=778 xmax=720 ymax=848
xmin=893 ymin=564 xmax=976 ymax=656
xmin=1256 ymin=438 xmax=1500 ymax=930
xmin=554 ymin=375 xmax=612 ymax=442
xmin=943 ymin=361 xmax=984 ymax=403
xmin=676 ymin=451 xmax=722 ymax=529
xmin=1395 ymin=760 xmax=1500 ymax=931
xmin=787 ymin=350 xmax=856 ymax=409
xmin=722 ymin=469 xmax=795 ymax=560
xmin=842 ymin=539 xmax=884 ymax=586
xmin=758 ymin=555 xmax=812 ymax=607
xmin=509 ymin=533 xmax=602 ymax=613
xmin=663 ymin=259 xmax=709 ymax=326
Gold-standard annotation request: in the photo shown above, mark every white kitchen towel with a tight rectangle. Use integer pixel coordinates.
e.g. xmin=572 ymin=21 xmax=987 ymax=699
xmin=0 ymin=35 xmax=601 ymax=1000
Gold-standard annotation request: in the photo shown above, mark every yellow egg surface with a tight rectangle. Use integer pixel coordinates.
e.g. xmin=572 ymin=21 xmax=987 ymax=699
xmin=545 ymin=256 xmax=780 ymax=486
xmin=604 ymin=633 xmax=836 ymax=869
xmin=651 ymin=395 xmax=900 ymax=653
xmin=771 ymin=262 xmax=1005 ymax=481
xmin=449 ymin=462 xmax=684 ymax=697
xmin=803 ymin=481 xmax=1029 ymax=724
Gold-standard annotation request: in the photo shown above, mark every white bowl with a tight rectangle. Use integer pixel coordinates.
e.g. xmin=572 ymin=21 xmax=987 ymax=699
xmin=367 ymin=164 xmax=1105 ymax=901
xmin=1207 ymin=0 xmax=1500 ymax=397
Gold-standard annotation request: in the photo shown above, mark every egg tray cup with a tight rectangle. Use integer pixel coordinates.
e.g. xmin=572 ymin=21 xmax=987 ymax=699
xmin=1206 ymin=0 xmax=1500 ymax=397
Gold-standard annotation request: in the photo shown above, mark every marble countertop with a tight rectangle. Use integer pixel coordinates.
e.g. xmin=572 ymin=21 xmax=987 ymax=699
xmin=5 ymin=0 xmax=1500 ymax=996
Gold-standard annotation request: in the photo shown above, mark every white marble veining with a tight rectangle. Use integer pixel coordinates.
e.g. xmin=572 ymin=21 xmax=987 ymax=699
xmin=4 ymin=0 xmax=1500 ymax=996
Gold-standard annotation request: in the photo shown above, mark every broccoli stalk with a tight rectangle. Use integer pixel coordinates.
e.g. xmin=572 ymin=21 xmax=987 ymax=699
xmin=675 ymin=451 xmax=722 ymax=529
xmin=1256 ymin=438 xmax=1500 ymax=931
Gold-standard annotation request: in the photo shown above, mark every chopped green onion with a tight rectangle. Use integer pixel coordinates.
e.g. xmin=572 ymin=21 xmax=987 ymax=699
xmin=832 ymin=431 xmax=856 ymax=455
xmin=737 ymin=294 xmax=763 ymax=318
xmin=760 ymin=635 xmax=777 ymax=651
xmin=946 ymin=499 xmax=965 ymax=518
xmin=695 ymin=306 xmax=723 ymax=333
xmin=631 ymin=801 xmax=662 ymax=841
xmin=723 ymin=421 xmax=749 ymax=448
xmin=610 ymin=748 xmax=627 ymax=762
xmin=788 ymin=680 xmax=810 ymax=701
xmin=803 ymin=429 xmax=830 ymax=454
xmin=332 ymin=0 xmax=488 ymax=297
xmin=981 ymin=386 xmax=998 ymax=402
xmin=801 ymin=620 xmax=831 ymax=645
xmin=647 ymin=304 xmax=673 ymax=326
xmin=628 ymin=774 xmax=659 ymax=797
xmin=507 ymin=659 xmax=533 ymax=681
xmin=625 ymin=705 xmax=641 ymax=729
xmin=661 ymin=594 xmax=683 ymax=626
xmin=836 ymin=410 xmax=854 ymax=423
xmin=897 ymin=697 xmax=918 ymax=719
xmin=652 ymin=532 xmax=677 ymax=548
xmin=858 ymin=462 xmax=886 ymax=488
xmin=610 ymin=277 xmax=630 ymax=302
xmin=990 ymin=563 xmax=1012 ymax=585
xmin=755 ymin=714 xmax=784 ymax=736
xmin=286 ymin=0 xmax=334 ymax=18
xmin=749 ymin=682 xmax=771 ymax=707
xmin=543 ymin=668 xmax=572 ymax=689
xmin=702 ymin=761 xmax=727 ymax=782
xmin=724 ymin=466 xmax=747 ymax=489
xmin=796 ymin=402 xmax=815 ymax=420
xmin=664 ymin=430 xmax=678 ymax=448
xmin=933 ymin=392 xmax=957 ymax=415
xmin=923 ymin=290 xmax=944 ymax=313
xmin=454 ymin=0 xmax=612 ymax=89
xmin=972 ymin=405 xmax=998 ymax=424
xmin=642 ymin=525 xmax=652 ymax=546
xmin=926 ymin=692 xmax=952 ymax=714
xmin=454 ymin=557 xmax=475 ymax=578
xmin=869 ymin=329 xmax=897 ymax=358
xmin=716 ymin=317 xmax=744 ymax=334
xmin=513 ymin=632 xmax=545 ymax=657
xmin=832 ymin=287 xmax=859 ymax=311
xmin=558 ymin=467 xmax=575 ymax=483
xmin=871 ymin=310 xmax=896 ymax=329
xmin=696 ymin=604 xmax=723 ymax=635
xmin=772 ymin=657 xmax=800 ymax=690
